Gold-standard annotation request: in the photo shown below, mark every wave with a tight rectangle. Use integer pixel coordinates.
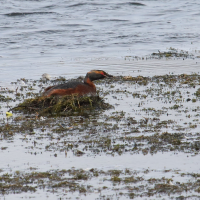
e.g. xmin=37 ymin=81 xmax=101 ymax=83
xmin=4 ymin=12 xmax=55 ymax=17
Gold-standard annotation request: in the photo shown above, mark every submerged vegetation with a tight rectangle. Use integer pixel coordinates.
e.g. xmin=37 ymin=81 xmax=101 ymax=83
xmin=1 ymin=168 xmax=200 ymax=199
xmin=1 ymin=72 xmax=200 ymax=199
xmin=124 ymin=47 xmax=197 ymax=60
xmin=151 ymin=47 xmax=194 ymax=58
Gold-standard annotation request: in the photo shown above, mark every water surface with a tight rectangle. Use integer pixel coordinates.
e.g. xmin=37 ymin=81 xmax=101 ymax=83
xmin=1 ymin=1 xmax=200 ymax=199
xmin=1 ymin=0 xmax=200 ymax=85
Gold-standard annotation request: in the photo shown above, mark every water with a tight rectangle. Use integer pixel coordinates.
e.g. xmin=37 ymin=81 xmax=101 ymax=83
xmin=1 ymin=0 xmax=200 ymax=86
xmin=1 ymin=1 xmax=200 ymax=199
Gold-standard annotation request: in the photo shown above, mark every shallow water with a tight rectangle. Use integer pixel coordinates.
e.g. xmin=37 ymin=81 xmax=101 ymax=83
xmin=1 ymin=0 xmax=200 ymax=199
xmin=1 ymin=74 xmax=200 ymax=199
xmin=1 ymin=139 xmax=200 ymax=174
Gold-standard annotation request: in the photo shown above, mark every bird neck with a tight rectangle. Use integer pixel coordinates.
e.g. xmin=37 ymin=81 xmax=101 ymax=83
xmin=84 ymin=77 xmax=95 ymax=88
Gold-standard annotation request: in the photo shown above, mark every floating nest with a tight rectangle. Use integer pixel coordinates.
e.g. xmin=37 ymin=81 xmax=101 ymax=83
xmin=12 ymin=95 xmax=112 ymax=116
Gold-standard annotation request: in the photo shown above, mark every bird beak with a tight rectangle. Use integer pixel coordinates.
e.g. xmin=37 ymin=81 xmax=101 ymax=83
xmin=105 ymin=72 xmax=113 ymax=78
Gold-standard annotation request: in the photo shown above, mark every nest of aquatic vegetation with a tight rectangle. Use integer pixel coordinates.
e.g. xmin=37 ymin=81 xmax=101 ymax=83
xmin=12 ymin=95 xmax=112 ymax=116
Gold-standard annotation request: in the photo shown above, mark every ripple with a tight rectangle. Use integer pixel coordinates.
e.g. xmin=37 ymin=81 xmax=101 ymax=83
xmin=97 ymin=19 xmax=129 ymax=22
xmin=4 ymin=12 xmax=56 ymax=17
xmin=61 ymin=23 xmax=92 ymax=27
xmin=119 ymin=2 xmax=146 ymax=6
xmin=67 ymin=3 xmax=87 ymax=7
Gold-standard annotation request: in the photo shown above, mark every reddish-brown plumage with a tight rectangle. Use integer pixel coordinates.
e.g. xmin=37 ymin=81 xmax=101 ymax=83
xmin=43 ymin=70 xmax=113 ymax=97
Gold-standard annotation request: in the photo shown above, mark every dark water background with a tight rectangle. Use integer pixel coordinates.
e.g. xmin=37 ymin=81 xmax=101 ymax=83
xmin=1 ymin=0 xmax=200 ymax=84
